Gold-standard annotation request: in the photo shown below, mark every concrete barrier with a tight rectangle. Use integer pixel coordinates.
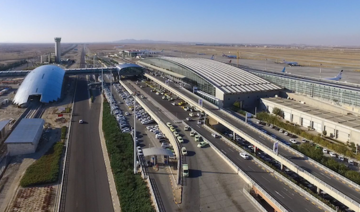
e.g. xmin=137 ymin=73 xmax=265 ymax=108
xmin=146 ymin=74 xmax=360 ymax=212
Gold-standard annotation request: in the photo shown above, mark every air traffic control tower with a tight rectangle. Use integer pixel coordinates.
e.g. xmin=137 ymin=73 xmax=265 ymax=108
xmin=54 ymin=37 xmax=61 ymax=63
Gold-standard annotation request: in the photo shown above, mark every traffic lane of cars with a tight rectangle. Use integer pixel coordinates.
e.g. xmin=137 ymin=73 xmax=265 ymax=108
xmin=134 ymin=80 xmax=324 ymax=212
xmin=125 ymin=81 xmax=201 ymax=211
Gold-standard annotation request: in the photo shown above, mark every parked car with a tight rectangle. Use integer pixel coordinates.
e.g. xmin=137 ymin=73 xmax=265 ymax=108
xmin=181 ymin=147 xmax=187 ymax=155
xmin=289 ymin=139 xmax=298 ymax=144
xmin=329 ymin=152 xmax=337 ymax=157
xmin=177 ymin=136 xmax=184 ymax=143
xmin=323 ymin=149 xmax=328 ymax=154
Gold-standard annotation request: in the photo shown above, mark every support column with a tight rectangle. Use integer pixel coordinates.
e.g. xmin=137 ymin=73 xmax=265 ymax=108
xmin=233 ymin=132 xmax=236 ymax=141
xmin=317 ymin=187 xmax=321 ymax=194
xmin=280 ymin=163 xmax=284 ymax=171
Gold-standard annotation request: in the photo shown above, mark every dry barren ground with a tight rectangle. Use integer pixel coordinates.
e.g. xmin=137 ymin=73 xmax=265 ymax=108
xmin=118 ymin=43 xmax=360 ymax=69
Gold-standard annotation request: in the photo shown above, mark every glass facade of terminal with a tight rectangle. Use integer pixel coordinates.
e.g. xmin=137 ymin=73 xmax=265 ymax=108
xmin=254 ymin=73 xmax=360 ymax=107
xmin=143 ymin=58 xmax=216 ymax=96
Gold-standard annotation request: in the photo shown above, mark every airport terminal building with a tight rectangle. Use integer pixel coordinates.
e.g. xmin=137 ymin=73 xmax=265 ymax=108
xmin=139 ymin=57 xmax=282 ymax=110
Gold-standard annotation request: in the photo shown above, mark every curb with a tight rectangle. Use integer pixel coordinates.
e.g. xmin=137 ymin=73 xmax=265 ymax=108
xmin=99 ymin=94 xmax=121 ymax=212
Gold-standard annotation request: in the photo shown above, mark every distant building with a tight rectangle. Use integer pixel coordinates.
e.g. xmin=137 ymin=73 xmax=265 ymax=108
xmin=5 ymin=118 xmax=44 ymax=156
xmin=40 ymin=54 xmax=50 ymax=63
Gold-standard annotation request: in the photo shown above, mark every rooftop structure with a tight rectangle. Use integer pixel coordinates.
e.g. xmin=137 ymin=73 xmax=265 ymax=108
xmin=261 ymin=97 xmax=360 ymax=144
xmin=13 ymin=65 xmax=65 ymax=106
xmin=141 ymin=57 xmax=281 ymax=109
xmin=160 ymin=57 xmax=281 ymax=94
xmin=5 ymin=118 xmax=44 ymax=156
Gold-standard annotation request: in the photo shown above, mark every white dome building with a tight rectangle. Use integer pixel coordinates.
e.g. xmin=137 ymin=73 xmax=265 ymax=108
xmin=13 ymin=65 xmax=65 ymax=105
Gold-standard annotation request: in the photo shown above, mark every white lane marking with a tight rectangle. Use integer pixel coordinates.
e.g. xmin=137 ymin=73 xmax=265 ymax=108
xmin=320 ymin=172 xmax=332 ymax=179
xmin=275 ymin=191 xmax=285 ymax=198
xmin=282 ymin=191 xmax=293 ymax=199
xmin=221 ymin=149 xmax=227 ymax=154
xmin=247 ymin=166 xmax=255 ymax=171
xmin=228 ymin=148 xmax=235 ymax=152
xmin=304 ymin=208 xmax=310 ymax=212
xmin=261 ymin=176 xmax=270 ymax=183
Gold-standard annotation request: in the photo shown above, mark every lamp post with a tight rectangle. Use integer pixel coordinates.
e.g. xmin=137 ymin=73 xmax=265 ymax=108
xmin=133 ymin=92 xmax=137 ymax=174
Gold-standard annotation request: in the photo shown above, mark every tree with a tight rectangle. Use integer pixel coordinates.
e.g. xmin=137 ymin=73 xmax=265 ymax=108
xmin=272 ymin=107 xmax=282 ymax=117
xmin=322 ymin=130 xmax=327 ymax=136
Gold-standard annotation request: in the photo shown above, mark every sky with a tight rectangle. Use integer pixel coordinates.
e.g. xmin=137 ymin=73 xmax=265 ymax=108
xmin=0 ymin=0 xmax=360 ymax=46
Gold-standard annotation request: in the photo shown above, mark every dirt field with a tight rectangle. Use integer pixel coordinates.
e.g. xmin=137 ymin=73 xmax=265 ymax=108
xmin=110 ymin=43 xmax=360 ymax=69
xmin=0 ymin=43 xmax=74 ymax=66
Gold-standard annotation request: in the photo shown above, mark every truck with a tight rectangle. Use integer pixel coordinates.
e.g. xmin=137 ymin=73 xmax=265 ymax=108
xmin=182 ymin=164 xmax=189 ymax=177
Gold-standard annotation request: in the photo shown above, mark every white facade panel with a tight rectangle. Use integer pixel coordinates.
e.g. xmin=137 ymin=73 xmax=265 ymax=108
xmin=284 ymin=112 xmax=291 ymax=121
xmin=215 ymin=88 xmax=224 ymax=100
xmin=302 ymin=118 xmax=311 ymax=127
xmin=313 ymin=122 xmax=322 ymax=132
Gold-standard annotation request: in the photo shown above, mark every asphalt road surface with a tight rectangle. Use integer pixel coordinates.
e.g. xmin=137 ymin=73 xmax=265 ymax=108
xmin=148 ymin=74 xmax=360 ymax=204
xmin=127 ymin=79 xmax=326 ymax=212
xmin=62 ymin=76 xmax=114 ymax=212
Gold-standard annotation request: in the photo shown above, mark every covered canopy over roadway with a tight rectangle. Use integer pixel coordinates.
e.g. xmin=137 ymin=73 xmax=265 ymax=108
xmin=142 ymin=147 xmax=174 ymax=157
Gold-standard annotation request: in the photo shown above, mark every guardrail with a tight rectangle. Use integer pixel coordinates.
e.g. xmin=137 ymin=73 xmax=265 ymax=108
xmin=181 ymin=121 xmax=289 ymax=212
xmin=120 ymin=80 xmax=182 ymax=185
xmin=145 ymin=73 xmax=360 ymax=212
xmin=57 ymin=77 xmax=77 ymax=212
xmin=203 ymin=125 xmax=335 ymax=212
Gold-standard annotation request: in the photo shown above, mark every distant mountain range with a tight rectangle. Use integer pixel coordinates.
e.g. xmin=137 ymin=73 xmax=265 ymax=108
xmin=113 ymin=39 xmax=177 ymax=44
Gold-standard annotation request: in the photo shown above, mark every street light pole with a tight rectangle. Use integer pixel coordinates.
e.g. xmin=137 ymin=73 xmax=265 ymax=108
xmin=133 ymin=93 xmax=137 ymax=174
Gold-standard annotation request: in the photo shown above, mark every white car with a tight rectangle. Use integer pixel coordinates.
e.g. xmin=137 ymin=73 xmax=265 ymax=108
xmin=137 ymin=149 xmax=143 ymax=156
xmin=289 ymin=139 xmax=298 ymax=144
xmin=322 ymin=149 xmax=328 ymax=154
xmin=329 ymin=152 xmax=337 ymax=157
xmin=239 ymin=152 xmax=249 ymax=159
xmin=79 ymin=119 xmax=84 ymax=124
xmin=197 ymin=120 xmax=202 ymax=124
xmin=211 ymin=133 xmax=219 ymax=138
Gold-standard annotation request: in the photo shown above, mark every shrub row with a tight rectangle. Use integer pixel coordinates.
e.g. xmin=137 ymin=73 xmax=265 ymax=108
xmin=256 ymin=112 xmax=359 ymax=160
xmin=292 ymin=143 xmax=360 ymax=184
xmin=61 ymin=126 xmax=67 ymax=139
xmin=20 ymin=142 xmax=64 ymax=187
xmin=102 ymin=101 xmax=155 ymax=212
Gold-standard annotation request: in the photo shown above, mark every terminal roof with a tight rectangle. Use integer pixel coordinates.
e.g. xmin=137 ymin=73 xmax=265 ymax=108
xmin=159 ymin=57 xmax=281 ymax=94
